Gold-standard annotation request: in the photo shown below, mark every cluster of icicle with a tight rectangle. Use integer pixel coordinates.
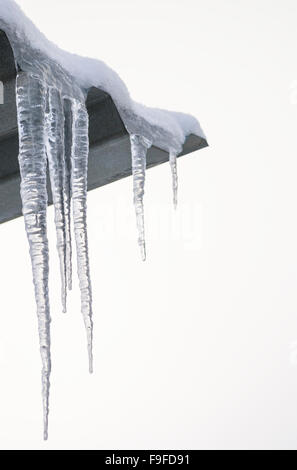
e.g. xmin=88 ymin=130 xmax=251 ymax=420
xmin=17 ymin=73 xmax=93 ymax=440
xmin=15 ymin=75 xmax=179 ymax=441
xmin=0 ymin=5 xmax=181 ymax=441
xmin=17 ymin=79 xmax=178 ymax=440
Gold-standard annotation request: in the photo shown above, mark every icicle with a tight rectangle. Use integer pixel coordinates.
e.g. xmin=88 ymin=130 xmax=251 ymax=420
xmin=71 ymin=101 xmax=93 ymax=374
xmin=45 ymin=87 xmax=67 ymax=313
xmin=130 ymin=134 xmax=152 ymax=261
xmin=170 ymin=151 xmax=178 ymax=209
xmin=63 ymin=99 xmax=73 ymax=292
xmin=16 ymin=73 xmax=51 ymax=441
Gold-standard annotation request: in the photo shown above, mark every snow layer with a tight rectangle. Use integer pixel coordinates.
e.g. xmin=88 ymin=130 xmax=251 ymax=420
xmin=0 ymin=0 xmax=205 ymax=153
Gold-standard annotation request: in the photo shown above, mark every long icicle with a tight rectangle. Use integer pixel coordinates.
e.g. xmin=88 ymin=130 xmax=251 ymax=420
xmin=169 ymin=151 xmax=178 ymax=209
xmin=63 ymin=99 xmax=73 ymax=292
xmin=71 ymin=100 xmax=93 ymax=374
xmin=16 ymin=73 xmax=51 ymax=440
xmin=45 ymin=87 xmax=67 ymax=313
xmin=130 ymin=134 xmax=152 ymax=261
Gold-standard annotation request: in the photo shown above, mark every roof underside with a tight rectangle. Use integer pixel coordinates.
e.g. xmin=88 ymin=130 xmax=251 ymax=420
xmin=0 ymin=30 xmax=208 ymax=224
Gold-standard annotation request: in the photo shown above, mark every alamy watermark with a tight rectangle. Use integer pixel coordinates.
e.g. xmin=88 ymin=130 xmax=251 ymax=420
xmin=0 ymin=80 xmax=3 ymax=104
xmin=88 ymin=199 xmax=205 ymax=251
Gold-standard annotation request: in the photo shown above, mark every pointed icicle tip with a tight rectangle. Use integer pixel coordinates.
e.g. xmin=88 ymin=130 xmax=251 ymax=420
xmin=62 ymin=293 xmax=67 ymax=314
xmin=140 ymin=243 xmax=146 ymax=262
xmin=89 ymin=346 xmax=94 ymax=375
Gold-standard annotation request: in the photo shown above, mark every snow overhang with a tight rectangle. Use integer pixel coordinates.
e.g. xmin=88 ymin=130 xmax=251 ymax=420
xmin=0 ymin=29 xmax=208 ymax=224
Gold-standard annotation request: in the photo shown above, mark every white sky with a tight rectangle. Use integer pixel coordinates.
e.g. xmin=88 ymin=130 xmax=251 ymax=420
xmin=1 ymin=0 xmax=297 ymax=450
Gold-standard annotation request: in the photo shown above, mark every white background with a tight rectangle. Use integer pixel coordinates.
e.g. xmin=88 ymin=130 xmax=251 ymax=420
xmin=1 ymin=0 xmax=297 ymax=450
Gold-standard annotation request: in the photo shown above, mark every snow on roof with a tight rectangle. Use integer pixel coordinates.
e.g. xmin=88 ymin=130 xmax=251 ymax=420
xmin=0 ymin=0 xmax=206 ymax=153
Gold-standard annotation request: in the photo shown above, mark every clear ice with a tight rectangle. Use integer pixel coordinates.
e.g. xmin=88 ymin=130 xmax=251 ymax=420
xmin=4 ymin=22 xmax=94 ymax=439
xmin=71 ymin=101 xmax=93 ymax=374
xmin=16 ymin=74 xmax=51 ymax=441
xmin=170 ymin=151 xmax=178 ymax=209
xmin=0 ymin=5 xmax=190 ymax=440
xmin=45 ymin=87 xmax=68 ymax=313
xmin=130 ymin=134 xmax=152 ymax=261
